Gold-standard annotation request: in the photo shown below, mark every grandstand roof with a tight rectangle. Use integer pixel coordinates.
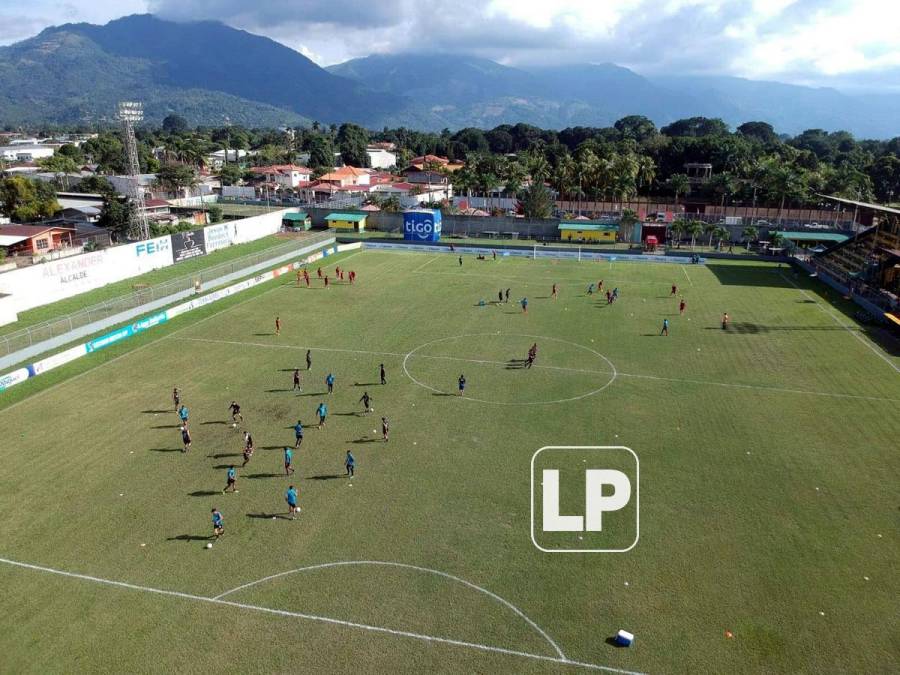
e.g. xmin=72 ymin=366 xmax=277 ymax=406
xmin=775 ymin=231 xmax=849 ymax=242
xmin=820 ymin=195 xmax=900 ymax=216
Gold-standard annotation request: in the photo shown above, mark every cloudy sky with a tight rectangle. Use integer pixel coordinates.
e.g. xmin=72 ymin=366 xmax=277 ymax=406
xmin=2 ymin=0 xmax=897 ymax=89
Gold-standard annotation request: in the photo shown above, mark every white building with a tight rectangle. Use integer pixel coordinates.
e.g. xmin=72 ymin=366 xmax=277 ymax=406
xmin=366 ymin=147 xmax=397 ymax=169
xmin=0 ymin=145 xmax=56 ymax=162
xmin=249 ymin=164 xmax=312 ymax=188
xmin=205 ymin=149 xmax=249 ymax=169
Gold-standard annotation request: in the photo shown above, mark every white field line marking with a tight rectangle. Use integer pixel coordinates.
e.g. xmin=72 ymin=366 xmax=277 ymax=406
xmin=213 ymin=560 xmax=565 ymax=659
xmin=169 ymin=335 xmax=900 ymax=404
xmin=681 ymin=266 xmax=693 ymax=286
xmin=779 ymin=273 xmax=899 ymax=375
xmin=410 ymin=255 xmax=439 ymax=273
xmin=0 ymin=556 xmax=643 ymax=674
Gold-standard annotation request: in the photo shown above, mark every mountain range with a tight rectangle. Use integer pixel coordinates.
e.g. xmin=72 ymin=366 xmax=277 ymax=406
xmin=1 ymin=14 xmax=897 ymax=138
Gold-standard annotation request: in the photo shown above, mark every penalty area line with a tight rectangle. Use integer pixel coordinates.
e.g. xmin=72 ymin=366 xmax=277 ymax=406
xmin=0 ymin=556 xmax=642 ymax=674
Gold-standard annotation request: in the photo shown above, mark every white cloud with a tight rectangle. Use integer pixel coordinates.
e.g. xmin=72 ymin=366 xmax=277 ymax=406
xmin=2 ymin=0 xmax=896 ymax=89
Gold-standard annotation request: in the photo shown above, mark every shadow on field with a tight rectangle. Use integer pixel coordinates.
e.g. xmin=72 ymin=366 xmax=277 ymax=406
xmin=351 ymin=438 xmax=381 ymax=444
xmin=208 ymin=453 xmax=241 ymax=459
xmin=212 ymin=464 xmax=234 ymax=470
xmin=201 ymin=421 xmax=229 ymax=426
xmin=167 ymin=534 xmax=211 ymax=542
xmin=188 ymin=490 xmax=220 ymax=497
xmin=150 ymin=424 xmax=181 ymax=429
xmin=353 ymin=382 xmax=378 ymax=387
xmin=142 ymin=409 xmax=171 ymax=414
xmin=604 ymin=637 xmax=629 ymax=649
xmin=246 ymin=473 xmax=283 ymax=479
xmin=260 ymin=445 xmax=285 ymax=450
xmin=265 ymin=388 xmax=293 ymax=393
xmin=149 ymin=447 xmax=182 ymax=452
xmin=307 ymin=474 xmax=343 ymax=481
xmin=296 ymin=392 xmax=326 ymax=397
xmin=254 ymin=332 xmax=275 ymax=336
xmin=704 ymin=323 xmax=853 ymax=334
xmin=431 ymin=392 xmax=455 ymax=397
xmin=333 ymin=412 xmax=361 ymax=417
xmin=247 ymin=512 xmax=292 ymax=520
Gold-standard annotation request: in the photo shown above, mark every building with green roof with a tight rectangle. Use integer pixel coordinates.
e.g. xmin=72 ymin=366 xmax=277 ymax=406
xmin=325 ymin=212 xmax=367 ymax=232
xmin=558 ymin=221 xmax=619 ymax=242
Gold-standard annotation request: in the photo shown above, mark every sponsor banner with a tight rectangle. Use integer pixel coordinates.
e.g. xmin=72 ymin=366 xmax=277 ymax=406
xmin=337 ymin=242 xmax=363 ymax=253
xmin=31 ymin=344 xmax=88 ymax=376
xmin=403 ymin=210 xmax=442 ymax=242
xmin=171 ymin=229 xmax=207 ymax=263
xmin=204 ymin=223 xmax=234 ymax=252
xmin=133 ymin=235 xmax=172 ymax=260
xmin=0 ymin=367 xmax=30 ymax=392
xmin=130 ymin=311 xmax=169 ymax=335
xmin=85 ymin=326 xmax=133 ymax=353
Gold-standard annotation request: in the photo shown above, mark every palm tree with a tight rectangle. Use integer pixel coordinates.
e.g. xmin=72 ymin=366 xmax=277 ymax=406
xmin=687 ymin=220 xmax=704 ymax=250
xmin=713 ymin=225 xmax=729 ymax=250
xmin=741 ymin=225 xmax=758 ymax=249
xmin=636 ymin=155 xmax=656 ymax=192
xmin=669 ymin=220 xmax=686 ymax=248
xmin=705 ymin=221 xmax=718 ymax=247
xmin=667 ymin=173 xmax=691 ymax=206
xmin=552 ymin=155 xmax=576 ymax=207
xmin=764 ymin=160 xmax=806 ymax=224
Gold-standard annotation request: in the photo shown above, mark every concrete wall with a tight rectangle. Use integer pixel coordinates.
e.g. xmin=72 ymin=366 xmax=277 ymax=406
xmin=0 ymin=208 xmax=298 ymax=315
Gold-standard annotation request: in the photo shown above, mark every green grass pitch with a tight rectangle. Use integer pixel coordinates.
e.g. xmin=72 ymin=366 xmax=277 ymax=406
xmin=1 ymin=249 xmax=898 ymax=674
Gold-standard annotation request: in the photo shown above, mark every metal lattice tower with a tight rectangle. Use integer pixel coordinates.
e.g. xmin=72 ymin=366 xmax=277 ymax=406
xmin=117 ymin=101 xmax=150 ymax=241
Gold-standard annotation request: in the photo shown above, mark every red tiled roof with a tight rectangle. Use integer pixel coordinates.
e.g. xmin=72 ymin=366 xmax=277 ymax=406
xmin=411 ymin=155 xmax=449 ymax=165
xmin=144 ymin=199 xmax=170 ymax=208
xmin=0 ymin=224 xmax=75 ymax=236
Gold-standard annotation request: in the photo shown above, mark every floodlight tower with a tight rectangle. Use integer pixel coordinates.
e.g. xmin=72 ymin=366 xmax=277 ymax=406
xmin=117 ymin=101 xmax=151 ymax=241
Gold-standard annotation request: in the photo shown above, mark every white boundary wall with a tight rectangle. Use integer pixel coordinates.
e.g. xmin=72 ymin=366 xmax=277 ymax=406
xmin=0 ymin=209 xmax=293 ymax=314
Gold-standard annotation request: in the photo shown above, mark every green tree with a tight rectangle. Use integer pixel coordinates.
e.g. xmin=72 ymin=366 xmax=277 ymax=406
xmin=713 ymin=225 xmax=730 ymax=250
xmin=162 ymin=115 xmax=190 ymax=134
xmin=218 ymin=163 xmax=244 ymax=186
xmin=741 ymin=225 xmax=758 ymax=249
xmin=72 ymin=175 xmax=116 ymax=197
xmin=308 ymin=135 xmax=334 ymax=170
xmin=98 ymin=198 xmax=133 ymax=240
xmin=667 ymin=173 xmax=691 ymax=205
xmin=669 ymin=220 xmax=686 ymax=248
xmin=155 ymin=164 xmax=197 ymax=195
xmin=57 ymin=143 xmax=85 ymax=164
xmin=686 ymin=220 xmax=704 ymax=249
xmin=0 ymin=176 xmax=61 ymax=222
xmin=38 ymin=155 xmax=80 ymax=189
xmin=207 ymin=204 xmax=223 ymax=223
xmin=519 ymin=180 xmax=553 ymax=219
xmin=337 ymin=123 xmax=370 ymax=167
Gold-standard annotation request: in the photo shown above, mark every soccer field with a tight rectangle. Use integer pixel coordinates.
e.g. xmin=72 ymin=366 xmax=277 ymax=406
xmin=1 ymin=250 xmax=898 ymax=674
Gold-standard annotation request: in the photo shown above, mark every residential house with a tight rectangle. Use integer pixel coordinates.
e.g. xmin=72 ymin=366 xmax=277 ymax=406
xmin=249 ymin=165 xmax=312 ymax=189
xmin=0 ymin=224 xmax=75 ymax=255
xmin=402 ymin=169 xmax=453 ymax=201
xmin=365 ymin=146 xmax=397 ymax=169
xmin=206 ymin=149 xmax=249 ymax=169
xmin=0 ymin=145 xmax=55 ymax=162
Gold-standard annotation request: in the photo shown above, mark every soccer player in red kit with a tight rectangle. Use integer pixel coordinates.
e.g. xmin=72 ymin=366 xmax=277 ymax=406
xmin=317 ymin=267 xmax=322 ymax=278
xmin=324 ymin=275 xmax=329 ymax=288
xmin=551 ymin=283 xmax=558 ymax=299
xmin=275 ymin=316 xmax=281 ymax=335
xmin=679 ymin=298 xmax=686 ymax=315
xmin=671 ymin=283 xmax=677 ymax=296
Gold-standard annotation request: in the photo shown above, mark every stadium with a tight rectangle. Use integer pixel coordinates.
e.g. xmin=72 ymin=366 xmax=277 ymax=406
xmin=1 ymin=207 xmax=897 ymax=673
